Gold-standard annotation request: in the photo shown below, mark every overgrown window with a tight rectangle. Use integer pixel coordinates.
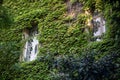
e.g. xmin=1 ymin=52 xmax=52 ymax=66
xmin=92 ymin=13 xmax=106 ymax=41
xmin=22 ymin=26 xmax=39 ymax=61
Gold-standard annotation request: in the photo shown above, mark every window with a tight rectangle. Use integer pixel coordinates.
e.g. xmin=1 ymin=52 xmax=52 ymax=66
xmin=93 ymin=15 xmax=106 ymax=41
xmin=22 ymin=26 xmax=39 ymax=61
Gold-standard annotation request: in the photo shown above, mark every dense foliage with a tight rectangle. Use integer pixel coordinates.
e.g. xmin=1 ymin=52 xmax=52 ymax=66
xmin=0 ymin=0 xmax=120 ymax=80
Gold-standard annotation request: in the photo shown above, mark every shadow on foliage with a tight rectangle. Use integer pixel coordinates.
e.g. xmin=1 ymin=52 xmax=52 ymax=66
xmin=37 ymin=50 xmax=120 ymax=80
xmin=0 ymin=5 xmax=13 ymax=28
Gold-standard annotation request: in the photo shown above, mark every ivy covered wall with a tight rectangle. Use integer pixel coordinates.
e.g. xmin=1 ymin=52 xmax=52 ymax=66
xmin=0 ymin=0 xmax=120 ymax=80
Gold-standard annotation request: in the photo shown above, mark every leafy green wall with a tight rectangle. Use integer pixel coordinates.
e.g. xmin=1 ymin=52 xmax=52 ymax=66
xmin=0 ymin=0 xmax=120 ymax=80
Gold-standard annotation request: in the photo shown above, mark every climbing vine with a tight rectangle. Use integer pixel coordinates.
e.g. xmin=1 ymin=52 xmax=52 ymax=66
xmin=0 ymin=0 xmax=120 ymax=80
